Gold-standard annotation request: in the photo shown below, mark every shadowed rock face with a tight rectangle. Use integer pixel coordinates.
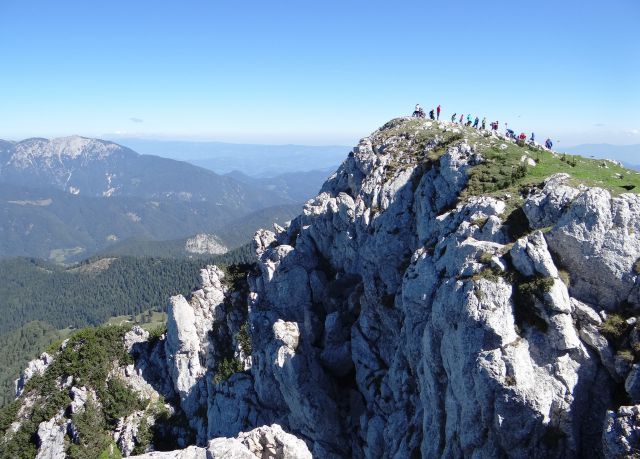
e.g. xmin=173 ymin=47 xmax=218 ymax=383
xmin=157 ymin=119 xmax=640 ymax=458
xmin=20 ymin=118 xmax=640 ymax=458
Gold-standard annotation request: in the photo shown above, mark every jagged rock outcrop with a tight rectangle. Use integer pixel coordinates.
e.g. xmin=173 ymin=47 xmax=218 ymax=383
xmin=139 ymin=118 xmax=640 ymax=457
xmin=131 ymin=424 xmax=311 ymax=459
xmin=185 ymin=234 xmax=228 ymax=255
xmin=603 ymin=405 xmax=640 ymax=458
xmin=165 ymin=265 xmax=250 ymax=444
xmin=131 ymin=445 xmax=207 ymax=459
xmin=15 ymin=352 xmax=53 ymax=397
xmin=9 ymin=117 xmax=640 ymax=458
xmin=205 ymin=118 xmax=638 ymax=457
xmin=208 ymin=424 xmax=312 ymax=459
xmin=35 ymin=417 xmax=67 ymax=459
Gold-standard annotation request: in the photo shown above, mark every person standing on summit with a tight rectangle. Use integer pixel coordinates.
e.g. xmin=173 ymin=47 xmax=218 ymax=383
xmin=451 ymin=113 xmax=457 ymax=123
xmin=437 ymin=105 xmax=441 ymax=120
xmin=481 ymin=117 xmax=487 ymax=130
xmin=429 ymin=108 xmax=435 ymax=120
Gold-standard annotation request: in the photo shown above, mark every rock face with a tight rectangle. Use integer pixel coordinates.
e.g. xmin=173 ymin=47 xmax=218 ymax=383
xmin=15 ymin=352 xmax=53 ymax=397
xmin=12 ymin=118 xmax=640 ymax=458
xmin=165 ymin=265 xmax=249 ymax=444
xmin=35 ymin=417 xmax=67 ymax=459
xmin=130 ymin=425 xmax=311 ymax=459
xmin=139 ymin=118 xmax=640 ymax=457
xmin=185 ymin=234 xmax=228 ymax=255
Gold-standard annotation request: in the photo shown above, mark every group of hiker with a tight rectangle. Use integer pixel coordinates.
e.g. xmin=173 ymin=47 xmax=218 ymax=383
xmin=413 ymin=104 xmax=442 ymax=121
xmin=412 ymin=104 xmax=553 ymax=150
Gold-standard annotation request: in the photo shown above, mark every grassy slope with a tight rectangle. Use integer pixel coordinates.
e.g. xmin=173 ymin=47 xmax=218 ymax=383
xmin=377 ymin=118 xmax=640 ymax=199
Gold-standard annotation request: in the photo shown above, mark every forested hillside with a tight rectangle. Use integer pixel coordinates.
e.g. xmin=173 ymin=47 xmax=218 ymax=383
xmin=0 ymin=245 xmax=254 ymax=406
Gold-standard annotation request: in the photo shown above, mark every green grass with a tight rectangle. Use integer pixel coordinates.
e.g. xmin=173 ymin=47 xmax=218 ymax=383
xmin=463 ymin=136 xmax=640 ymax=198
xmin=105 ymin=311 xmax=167 ymax=332
xmin=377 ymin=118 xmax=640 ymax=199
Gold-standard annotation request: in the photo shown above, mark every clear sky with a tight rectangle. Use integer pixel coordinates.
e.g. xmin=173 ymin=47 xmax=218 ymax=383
xmin=0 ymin=0 xmax=638 ymax=147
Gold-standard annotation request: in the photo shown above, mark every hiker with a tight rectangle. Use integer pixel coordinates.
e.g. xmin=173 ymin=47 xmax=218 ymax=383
xmin=545 ymin=138 xmax=553 ymax=149
xmin=530 ymin=132 xmax=535 ymax=143
xmin=451 ymin=113 xmax=457 ymax=123
xmin=518 ymin=132 xmax=527 ymax=141
xmin=491 ymin=121 xmax=498 ymax=131
xmin=413 ymin=104 xmax=425 ymax=118
xmin=481 ymin=117 xmax=486 ymax=130
xmin=473 ymin=117 xmax=480 ymax=128
xmin=466 ymin=114 xmax=472 ymax=126
xmin=459 ymin=114 xmax=464 ymax=123
xmin=437 ymin=105 xmax=441 ymax=120
xmin=506 ymin=128 xmax=515 ymax=139
xmin=429 ymin=109 xmax=435 ymax=120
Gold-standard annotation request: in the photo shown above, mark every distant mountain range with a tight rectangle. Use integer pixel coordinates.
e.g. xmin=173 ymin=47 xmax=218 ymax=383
xmin=0 ymin=136 xmax=326 ymax=262
xmin=0 ymin=136 xmax=281 ymax=206
xmin=109 ymin=137 xmax=349 ymax=177
xmin=224 ymin=168 xmax=334 ymax=203
xmin=562 ymin=143 xmax=640 ymax=170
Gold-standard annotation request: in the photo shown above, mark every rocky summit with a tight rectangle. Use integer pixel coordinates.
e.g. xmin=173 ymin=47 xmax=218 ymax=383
xmin=4 ymin=117 xmax=640 ymax=458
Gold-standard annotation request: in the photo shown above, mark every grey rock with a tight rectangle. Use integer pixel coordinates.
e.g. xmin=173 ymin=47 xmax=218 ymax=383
xmin=207 ymin=424 xmax=312 ymax=459
xmin=603 ymin=405 xmax=640 ymax=458
xmin=130 ymin=445 xmax=207 ymax=459
xmin=125 ymin=325 xmax=150 ymax=351
xmin=626 ymin=365 xmax=640 ymax=402
xmin=15 ymin=352 xmax=53 ymax=397
xmin=165 ymin=265 xmax=229 ymax=443
xmin=35 ymin=417 xmax=67 ymax=459
xmin=545 ymin=189 xmax=640 ymax=309
xmin=523 ymin=173 xmax=580 ymax=228
xmin=69 ymin=386 xmax=88 ymax=414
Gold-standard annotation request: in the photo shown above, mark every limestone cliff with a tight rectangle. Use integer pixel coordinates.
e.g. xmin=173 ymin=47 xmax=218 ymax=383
xmin=4 ymin=117 xmax=640 ymax=458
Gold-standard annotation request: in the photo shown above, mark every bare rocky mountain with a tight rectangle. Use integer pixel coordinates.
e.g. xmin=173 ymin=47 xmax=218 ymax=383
xmin=5 ymin=118 xmax=640 ymax=458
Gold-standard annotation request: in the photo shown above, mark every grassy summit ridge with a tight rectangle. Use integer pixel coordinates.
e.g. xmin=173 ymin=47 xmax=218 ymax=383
xmin=375 ymin=117 xmax=640 ymax=198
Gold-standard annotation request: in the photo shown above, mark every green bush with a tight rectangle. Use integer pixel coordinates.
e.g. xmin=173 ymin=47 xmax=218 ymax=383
xmin=472 ymin=267 xmax=503 ymax=283
xmin=68 ymin=400 xmax=121 ymax=459
xmin=236 ymin=322 xmax=252 ymax=356
xmin=558 ymin=270 xmax=570 ymax=287
xmin=512 ymin=276 xmax=554 ymax=333
xmin=132 ymin=417 xmax=152 ymax=455
xmin=617 ymin=349 xmax=635 ymax=363
xmin=0 ymin=399 xmax=21 ymax=433
xmin=1 ymin=325 xmax=136 ymax=455
xmin=100 ymin=378 xmax=144 ymax=425
xmin=479 ymin=252 xmax=494 ymax=265
xmin=0 ymin=419 xmax=38 ymax=459
xmin=213 ymin=358 xmax=244 ymax=385
xmin=600 ymin=314 xmax=628 ymax=341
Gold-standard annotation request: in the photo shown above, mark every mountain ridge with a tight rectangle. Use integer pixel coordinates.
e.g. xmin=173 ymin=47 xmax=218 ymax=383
xmin=4 ymin=118 xmax=640 ymax=458
xmin=0 ymin=136 xmax=308 ymax=261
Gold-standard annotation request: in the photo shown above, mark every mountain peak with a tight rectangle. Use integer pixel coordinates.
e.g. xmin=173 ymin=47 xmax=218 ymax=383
xmin=11 ymin=135 xmax=131 ymax=164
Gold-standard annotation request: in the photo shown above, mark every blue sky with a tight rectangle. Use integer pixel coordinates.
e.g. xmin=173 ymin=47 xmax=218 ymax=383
xmin=0 ymin=0 xmax=638 ymax=146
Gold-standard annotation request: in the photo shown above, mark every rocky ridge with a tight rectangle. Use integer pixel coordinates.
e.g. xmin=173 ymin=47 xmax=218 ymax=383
xmin=4 ymin=117 xmax=640 ymax=458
